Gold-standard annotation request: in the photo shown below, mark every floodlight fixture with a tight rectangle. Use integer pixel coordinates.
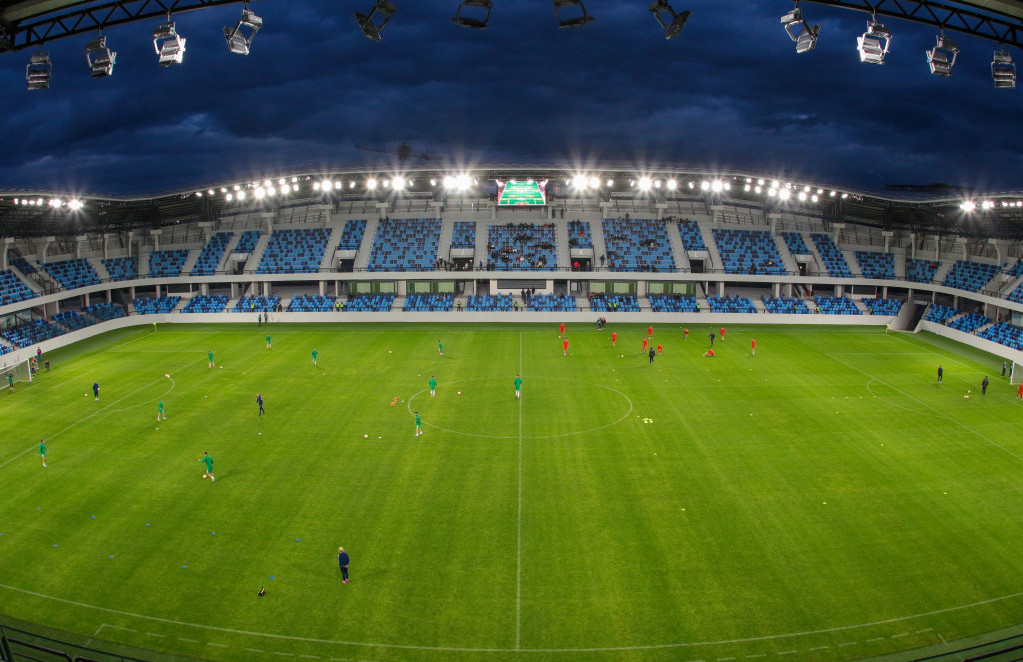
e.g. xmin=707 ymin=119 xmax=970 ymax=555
xmin=960 ymin=200 xmax=976 ymax=212
xmin=554 ymin=0 xmax=593 ymax=28
xmin=857 ymin=19 xmax=891 ymax=65
xmin=68 ymin=199 xmax=84 ymax=210
xmin=453 ymin=0 xmax=492 ymax=28
xmin=649 ymin=1 xmax=690 ymax=40
xmin=153 ymin=21 xmax=186 ymax=66
xmin=780 ymin=6 xmax=819 ymax=53
xmin=992 ymin=48 xmax=1016 ymax=88
xmin=224 ymin=5 xmax=262 ymax=55
xmin=573 ymin=175 xmax=588 ymax=190
xmin=356 ymin=1 xmax=397 ymax=42
xmin=927 ymin=32 xmax=958 ymax=77
xmin=85 ymin=35 xmax=116 ymax=78
xmin=26 ymin=49 xmax=52 ymax=90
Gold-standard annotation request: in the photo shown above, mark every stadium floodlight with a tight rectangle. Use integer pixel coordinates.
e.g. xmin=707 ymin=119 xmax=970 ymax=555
xmin=85 ymin=35 xmax=116 ymax=78
xmin=649 ymin=1 xmax=690 ymax=40
xmin=224 ymin=5 xmax=262 ymax=55
xmin=780 ymin=5 xmax=819 ymax=53
xmin=927 ymin=33 xmax=958 ymax=77
xmin=356 ymin=1 xmax=397 ymax=42
xmin=553 ymin=0 xmax=593 ymax=28
xmin=992 ymin=48 xmax=1016 ymax=88
xmin=153 ymin=21 xmax=186 ymax=66
xmin=857 ymin=19 xmax=891 ymax=64
xmin=453 ymin=0 xmax=492 ymax=28
xmin=26 ymin=50 xmax=52 ymax=90
xmin=960 ymin=200 xmax=976 ymax=212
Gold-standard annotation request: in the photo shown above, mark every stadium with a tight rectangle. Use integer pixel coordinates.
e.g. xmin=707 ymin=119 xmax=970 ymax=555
xmin=4 ymin=1 xmax=1023 ymax=662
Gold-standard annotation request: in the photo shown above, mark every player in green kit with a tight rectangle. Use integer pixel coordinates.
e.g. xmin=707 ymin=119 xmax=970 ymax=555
xmin=7 ymin=372 xmax=12 ymax=390
xmin=414 ymin=411 xmax=423 ymax=437
xmin=39 ymin=439 xmax=46 ymax=467
xmin=208 ymin=350 xmax=215 ymax=369
xmin=429 ymin=376 xmax=437 ymax=397
xmin=199 ymin=452 xmax=215 ymax=481
xmin=438 ymin=340 xmax=443 ymax=356
xmin=157 ymin=400 xmax=166 ymax=421
xmin=312 ymin=349 xmax=318 ymax=366
xmin=266 ymin=335 xmax=272 ymax=349
xmin=514 ymin=375 xmax=522 ymax=399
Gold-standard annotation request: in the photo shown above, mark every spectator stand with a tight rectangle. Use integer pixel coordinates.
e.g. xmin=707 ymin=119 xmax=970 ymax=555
xmin=861 ymin=297 xmax=903 ymax=316
xmin=854 ymin=251 xmax=896 ymax=280
xmin=343 ymin=295 xmax=395 ymax=312
xmin=906 ymin=258 xmax=940 ymax=284
xmin=487 ymin=223 xmax=557 ymax=271
xmin=712 ymin=228 xmax=787 ymax=275
xmin=368 ymin=218 xmax=443 ymax=272
xmin=288 ymin=294 xmax=337 ymax=312
xmin=42 ymin=258 xmax=100 ymax=290
xmin=466 ymin=294 xmax=513 ymax=311
xmin=0 ymin=269 xmax=38 ymax=306
xmin=147 ymin=249 xmax=189 ymax=278
xmin=84 ymin=302 xmax=126 ymax=322
xmin=133 ymin=296 xmax=181 ymax=315
xmin=813 ymin=296 xmax=861 ymax=315
xmin=947 ymin=312 xmax=990 ymax=333
xmin=761 ymin=296 xmax=812 ymax=314
xmin=234 ymin=295 xmax=281 ymax=313
xmin=182 ymin=295 xmax=229 ymax=313
xmin=191 ymin=232 xmax=234 ymax=276
xmin=53 ymin=310 xmax=95 ymax=332
xmin=941 ymin=259 xmax=1001 ymax=293
xmin=707 ymin=296 xmax=757 ymax=313
xmin=978 ymin=322 xmax=1023 ymax=351
xmin=256 ymin=228 xmax=331 ymax=274
xmin=649 ymin=295 xmax=699 ymax=313
xmin=403 ymin=294 xmax=454 ymax=312
xmin=601 ymin=218 xmax=675 ymax=272
xmin=527 ymin=294 xmax=577 ymax=312
xmin=925 ymin=304 xmax=959 ymax=324
xmin=102 ymin=256 xmax=139 ymax=281
xmin=589 ymin=294 xmax=641 ymax=312
xmin=810 ymin=234 xmax=853 ymax=278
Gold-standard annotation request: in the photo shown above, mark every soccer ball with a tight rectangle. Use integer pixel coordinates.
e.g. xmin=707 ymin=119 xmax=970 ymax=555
xmin=219 ymin=366 xmax=223 ymax=369
xmin=364 ymin=434 xmax=369 ymax=438
xmin=964 ymin=395 xmax=970 ymax=399
xmin=164 ymin=374 xmax=170 ymax=378
xmin=457 ymin=391 xmax=462 ymax=395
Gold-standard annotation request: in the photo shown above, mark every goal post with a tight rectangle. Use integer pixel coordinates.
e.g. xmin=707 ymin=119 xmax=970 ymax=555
xmin=2 ymin=357 xmax=32 ymax=387
xmin=1012 ymin=361 xmax=1023 ymax=386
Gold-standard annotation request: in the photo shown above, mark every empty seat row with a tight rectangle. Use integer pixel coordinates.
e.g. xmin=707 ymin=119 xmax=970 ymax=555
xmin=256 ymin=228 xmax=331 ymax=274
xmin=861 ymin=297 xmax=903 ymax=315
xmin=338 ymin=220 xmax=368 ymax=250
xmin=148 ymin=249 xmax=190 ymax=278
xmin=43 ymin=258 xmax=100 ymax=290
xmin=102 ymin=256 xmax=138 ymax=281
xmin=712 ymin=229 xmax=786 ymax=275
xmin=813 ymin=296 xmax=861 ymax=315
xmin=466 ymin=294 xmax=513 ymax=311
xmin=182 ymin=295 xmax=229 ymax=313
xmin=403 ymin=294 xmax=454 ymax=312
xmin=941 ymin=259 xmax=1000 ymax=293
xmin=234 ymin=295 xmax=281 ymax=312
xmin=488 ymin=223 xmax=558 ymax=271
xmin=677 ymin=219 xmax=706 ymax=251
xmin=134 ymin=296 xmax=181 ymax=314
xmin=811 ymin=234 xmax=853 ymax=278
xmin=854 ymin=251 xmax=896 ymax=280
xmin=451 ymin=221 xmax=477 ymax=250
xmin=191 ymin=232 xmax=233 ymax=276
xmin=602 ymin=218 xmax=675 ymax=273
xmin=708 ymin=296 xmax=756 ymax=313
xmin=762 ymin=296 xmax=811 ymax=314
xmin=648 ymin=295 xmax=699 ymax=312
xmin=589 ymin=294 xmax=641 ymax=312
xmin=0 ymin=269 xmax=37 ymax=306
xmin=369 ymin=219 xmax=443 ymax=272
xmin=527 ymin=294 xmax=577 ymax=312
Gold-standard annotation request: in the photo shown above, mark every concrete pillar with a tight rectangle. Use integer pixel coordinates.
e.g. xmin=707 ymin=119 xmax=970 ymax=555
xmin=654 ymin=203 xmax=668 ymax=220
xmin=130 ymin=286 xmax=135 ymax=299
xmin=956 ymin=236 xmax=968 ymax=261
xmin=882 ymin=230 xmax=893 ymax=253
xmin=41 ymin=236 xmax=54 ymax=262
xmin=151 ymin=229 xmax=162 ymax=252
xmin=106 ymin=289 xmax=112 ymax=303
xmin=84 ymin=292 xmax=90 ymax=307
xmin=710 ymin=204 xmax=724 ymax=225
xmin=909 ymin=232 xmax=917 ymax=260
xmin=767 ymin=212 xmax=780 ymax=234
xmin=836 ymin=284 xmax=844 ymax=297
xmin=263 ymin=282 xmax=270 ymax=296
xmin=126 ymin=231 xmax=134 ymax=258
xmin=637 ymin=281 xmax=647 ymax=297
xmin=263 ymin=211 xmax=275 ymax=234
xmin=717 ymin=281 xmax=725 ymax=297
xmin=398 ymin=281 xmax=407 ymax=296
xmin=935 ymin=234 xmax=941 ymax=261
xmin=199 ymin=221 xmax=213 ymax=242
xmin=2 ymin=237 xmax=12 ymax=270
xmin=201 ymin=283 xmax=209 ymax=296
xmin=773 ymin=282 xmax=781 ymax=297
xmin=882 ymin=286 xmax=888 ymax=298
xmin=988 ymin=238 xmax=1005 ymax=265
xmin=156 ymin=284 xmax=161 ymax=297
xmin=75 ymin=236 xmax=84 ymax=259
xmin=319 ymin=281 xmax=325 ymax=296
xmin=784 ymin=282 xmax=792 ymax=297
xmin=832 ymin=222 xmax=845 ymax=241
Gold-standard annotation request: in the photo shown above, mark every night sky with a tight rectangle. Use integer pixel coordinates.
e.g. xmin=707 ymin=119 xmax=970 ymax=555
xmin=1 ymin=0 xmax=1022 ymax=197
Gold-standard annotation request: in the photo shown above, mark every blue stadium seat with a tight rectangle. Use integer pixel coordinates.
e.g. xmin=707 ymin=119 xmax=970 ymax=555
xmin=712 ymin=229 xmax=786 ymax=275
xmin=102 ymin=256 xmax=138 ymax=281
xmin=602 ymin=218 xmax=675 ymax=272
xmin=487 ymin=223 xmax=558 ymax=271
xmin=810 ymin=234 xmax=852 ymax=278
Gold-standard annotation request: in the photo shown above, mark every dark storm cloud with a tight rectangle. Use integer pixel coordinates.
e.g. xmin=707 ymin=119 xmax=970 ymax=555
xmin=0 ymin=0 xmax=1021 ymax=196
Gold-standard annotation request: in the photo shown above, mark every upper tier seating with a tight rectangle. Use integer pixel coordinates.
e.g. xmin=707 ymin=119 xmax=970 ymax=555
xmin=1007 ymin=283 xmax=1023 ymax=304
xmin=811 ymin=234 xmax=853 ymax=277
xmin=589 ymin=294 xmax=641 ymax=312
xmin=234 ymin=296 xmax=281 ymax=313
xmin=762 ymin=296 xmax=812 ymax=314
xmin=191 ymin=232 xmax=233 ymax=276
xmin=1008 ymin=259 xmax=1023 ymax=279
xmin=977 ymin=322 xmax=1023 ymax=351
xmin=649 ymin=295 xmax=699 ymax=312
xmin=527 ymin=294 xmax=577 ymax=312
xmin=288 ymin=294 xmax=336 ymax=312
xmin=234 ymin=230 xmax=261 ymax=253
xmin=369 ymin=219 xmax=443 ymax=272
xmin=133 ymin=296 xmax=181 ymax=315
xmin=813 ymin=296 xmax=861 ymax=315
xmin=602 ymin=218 xmax=675 ymax=272
xmin=84 ymin=302 xmax=126 ymax=321
xmin=906 ymin=258 xmax=939 ymax=284
xmin=466 ymin=294 xmax=513 ymax=311
xmin=947 ymin=313 xmax=989 ymax=333
xmin=677 ymin=219 xmax=706 ymax=251
xmin=708 ymin=296 xmax=756 ymax=313
xmin=712 ymin=229 xmax=786 ymax=275
xmin=0 ymin=270 xmax=37 ymax=306
xmin=102 ymin=256 xmax=138 ymax=281
xmin=450 ymin=222 xmax=477 ymax=250
xmin=941 ymin=260 xmax=1000 ymax=293
xmin=43 ymin=258 xmax=100 ymax=290
xmin=338 ymin=220 xmax=368 ymax=250
xmin=925 ymin=304 xmax=959 ymax=323
xmin=256 ymin=228 xmax=331 ymax=274
xmin=2 ymin=319 xmax=67 ymax=348
xmin=782 ymin=232 xmax=811 ymax=256
xmin=861 ymin=297 xmax=903 ymax=315
xmin=488 ymin=223 xmax=557 ymax=271
xmin=403 ymin=294 xmax=454 ymax=312
xmin=342 ymin=295 xmax=394 ymax=312
xmin=54 ymin=310 xmax=94 ymax=332
xmin=182 ymin=295 xmax=229 ymax=313
xmin=147 ymin=249 xmax=189 ymax=278
xmin=854 ymin=251 xmax=896 ymax=280
xmin=567 ymin=220 xmax=593 ymax=249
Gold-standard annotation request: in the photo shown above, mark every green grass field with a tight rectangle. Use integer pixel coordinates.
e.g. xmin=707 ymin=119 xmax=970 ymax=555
xmin=2 ymin=322 xmax=1023 ymax=662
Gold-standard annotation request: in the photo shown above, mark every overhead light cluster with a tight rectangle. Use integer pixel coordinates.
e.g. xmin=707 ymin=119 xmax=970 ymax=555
xmin=780 ymin=4 xmax=819 ymax=53
xmin=26 ymin=5 xmax=263 ymax=89
xmin=961 ymin=199 xmax=1023 ymax=211
xmin=444 ymin=174 xmax=474 ymax=191
xmin=926 ymin=32 xmax=959 ymax=77
xmin=11 ymin=197 xmax=84 ymax=210
xmin=196 ymin=176 xmax=305 ymax=202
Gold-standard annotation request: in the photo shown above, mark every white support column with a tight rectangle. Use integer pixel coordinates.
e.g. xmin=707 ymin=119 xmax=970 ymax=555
xmin=717 ymin=281 xmax=725 ymax=297
xmin=935 ymin=234 xmax=941 ymax=261
xmin=151 ymin=229 xmax=162 ymax=252
xmin=41 ymin=236 xmax=54 ymax=262
xmin=654 ymin=203 xmax=668 ymax=220
xmin=956 ymin=236 xmax=968 ymax=261
xmin=75 ymin=236 xmax=85 ymax=259
xmin=319 ymin=281 xmax=325 ymax=296
xmin=988 ymin=238 xmax=1005 ymax=264
xmin=2 ymin=237 xmax=12 ymax=270
xmin=767 ymin=212 xmax=780 ymax=234
xmin=198 ymin=221 xmax=213 ymax=242
xmin=773 ymin=282 xmax=781 ymax=297
xmin=126 ymin=231 xmax=134 ymax=258
xmin=882 ymin=230 xmax=893 ymax=253
xmin=832 ymin=222 xmax=845 ymax=242
xmin=909 ymin=232 xmax=917 ymax=260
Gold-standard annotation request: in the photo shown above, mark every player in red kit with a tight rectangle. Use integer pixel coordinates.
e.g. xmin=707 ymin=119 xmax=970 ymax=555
xmin=720 ymin=327 xmax=726 ymax=341
xmin=1017 ymin=383 xmax=1023 ymax=401
xmin=656 ymin=343 xmax=663 ymax=355
xmin=647 ymin=325 xmax=653 ymax=337
xmin=559 ymin=323 xmax=565 ymax=337
xmin=683 ymin=328 xmax=689 ymax=340
xmin=563 ymin=337 xmax=569 ymax=356
xmin=751 ymin=338 xmax=756 ymax=355
xmin=611 ymin=331 xmax=618 ymax=347
xmin=642 ymin=337 xmax=648 ymax=353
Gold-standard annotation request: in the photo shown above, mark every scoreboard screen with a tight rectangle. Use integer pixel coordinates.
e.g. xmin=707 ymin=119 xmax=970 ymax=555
xmin=497 ymin=180 xmax=547 ymax=206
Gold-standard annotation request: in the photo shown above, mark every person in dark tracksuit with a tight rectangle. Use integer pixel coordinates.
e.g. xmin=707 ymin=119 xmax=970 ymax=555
xmin=937 ymin=365 xmax=943 ymax=383
xmin=982 ymin=376 xmax=989 ymax=395
xmin=338 ymin=547 xmax=350 ymax=584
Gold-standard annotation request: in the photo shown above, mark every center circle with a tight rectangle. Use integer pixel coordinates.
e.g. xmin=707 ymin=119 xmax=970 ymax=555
xmin=407 ymin=375 xmax=634 ymax=439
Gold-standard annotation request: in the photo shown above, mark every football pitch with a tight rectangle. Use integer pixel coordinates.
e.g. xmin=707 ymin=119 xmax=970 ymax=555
xmin=2 ymin=322 xmax=1023 ymax=662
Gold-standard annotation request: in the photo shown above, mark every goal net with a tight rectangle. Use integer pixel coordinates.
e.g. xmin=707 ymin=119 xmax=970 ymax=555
xmin=1012 ymin=361 xmax=1023 ymax=386
xmin=2 ymin=357 xmax=32 ymax=387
